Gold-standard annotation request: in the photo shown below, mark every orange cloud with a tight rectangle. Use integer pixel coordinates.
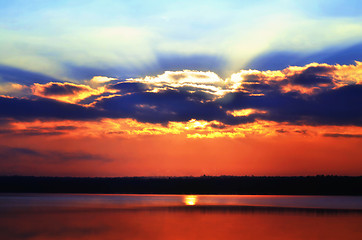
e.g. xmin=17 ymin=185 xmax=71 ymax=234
xmin=3 ymin=117 xmax=362 ymax=141
xmin=0 ymin=83 xmax=30 ymax=97
xmin=31 ymin=82 xmax=105 ymax=103
xmin=228 ymin=61 xmax=361 ymax=95
xmin=227 ymin=108 xmax=268 ymax=117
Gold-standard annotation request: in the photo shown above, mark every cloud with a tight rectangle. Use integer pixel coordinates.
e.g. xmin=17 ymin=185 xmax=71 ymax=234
xmin=0 ymin=146 xmax=42 ymax=158
xmin=108 ymin=81 xmax=150 ymax=94
xmin=33 ymin=82 xmax=90 ymax=96
xmin=0 ymin=82 xmax=31 ymax=97
xmin=288 ymin=65 xmax=334 ymax=86
xmin=230 ymin=62 xmax=362 ymax=94
xmin=219 ymin=84 xmax=362 ymax=126
xmin=90 ymin=76 xmax=117 ymax=84
xmin=323 ymin=133 xmax=362 ymax=138
xmin=0 ymin=96 xmax=108 ymax=121
xmin=95 ymin=89 xmax=232 ymax=124
xmin=0 ymin=145 xmax=111 ymax=163
xmin=32 ymin=82 xmax=106 ymax=103
xmin=93 ymin=63 xmax=362 ymax=126
xmin=0 ymin=62 xmax=361 ymax=130
xmin=0 ymin=124 xmax=78 ymax=137
xmin=54 ymin=125 xmax=78 ymax=131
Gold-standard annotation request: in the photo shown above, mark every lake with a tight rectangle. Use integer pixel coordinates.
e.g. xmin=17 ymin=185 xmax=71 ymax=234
xmin=0 ymin=194 xmax=361 ymax=239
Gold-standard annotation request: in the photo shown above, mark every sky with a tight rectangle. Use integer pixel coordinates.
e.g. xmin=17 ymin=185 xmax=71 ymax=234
xmin=0 ymin=0 xmax=361 ymax=176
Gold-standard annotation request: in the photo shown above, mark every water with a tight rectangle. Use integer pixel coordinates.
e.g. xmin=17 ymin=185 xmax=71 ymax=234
xmin=0 ymin=194 xmax=361 ymax=239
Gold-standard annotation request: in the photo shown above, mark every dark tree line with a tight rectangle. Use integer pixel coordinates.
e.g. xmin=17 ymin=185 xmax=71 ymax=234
xmin=0 ymin=175 xmax=361 ymax=195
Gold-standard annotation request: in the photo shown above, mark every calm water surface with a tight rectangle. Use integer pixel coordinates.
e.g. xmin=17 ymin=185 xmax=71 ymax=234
xmin=0 ymin=194 xmax=361 ymax=240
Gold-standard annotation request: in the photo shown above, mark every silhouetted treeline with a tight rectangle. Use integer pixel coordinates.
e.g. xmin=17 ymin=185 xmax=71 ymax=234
xmin=0 ymin=175 xmax=361 ymax=195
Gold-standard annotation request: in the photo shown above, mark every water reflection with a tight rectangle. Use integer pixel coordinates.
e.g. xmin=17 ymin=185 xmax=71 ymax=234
xmin=1 ymin=194 xmax=361 ymax=210
xmin=0 ymin=194 xmax=361 ymax=240
xmin=1 ymin=206 xmax=361 ymax=240
xmin=184 ymin=195 xmax=197 ymax=206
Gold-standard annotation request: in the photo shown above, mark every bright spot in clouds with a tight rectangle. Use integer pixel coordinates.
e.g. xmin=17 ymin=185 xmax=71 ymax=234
xmin=91 ymin=76 xmax=118 ymax=84
xmin=227 ymin=109 xmax=268 ymax=117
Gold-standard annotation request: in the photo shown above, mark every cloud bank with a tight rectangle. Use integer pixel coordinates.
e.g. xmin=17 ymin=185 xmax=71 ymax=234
xmin=0 ymin=62 xmax=361 ymax=138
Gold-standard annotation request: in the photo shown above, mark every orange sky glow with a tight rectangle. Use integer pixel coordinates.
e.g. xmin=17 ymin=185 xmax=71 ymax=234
xmin=0 ymin=62 xmax=361 ymax=176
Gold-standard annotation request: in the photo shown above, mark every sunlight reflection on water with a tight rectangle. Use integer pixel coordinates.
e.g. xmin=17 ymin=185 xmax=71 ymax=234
xmin=183 ymin=195 xmax=198 ymax=205
xmin=0 ymin=194 xmax=362 ymax=240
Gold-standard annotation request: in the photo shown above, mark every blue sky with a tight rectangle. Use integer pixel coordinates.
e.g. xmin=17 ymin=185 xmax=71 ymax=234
xmin=0 ymin=0 xmax=361 ymax=81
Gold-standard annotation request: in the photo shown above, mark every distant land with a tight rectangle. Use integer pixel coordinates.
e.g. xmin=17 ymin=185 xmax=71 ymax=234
xmin=1 ymin=175 xmax=361 ymax=195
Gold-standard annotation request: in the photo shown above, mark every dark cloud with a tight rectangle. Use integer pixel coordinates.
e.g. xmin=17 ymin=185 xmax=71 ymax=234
xmin=10 ymin=130 xmax=64 ymax=136
xmin=240 ymin=82 xmax=281 ymax=94
xmin=54 ymin=152 xmax=111 ymax=162
xmin=295 ymin=130 xmax=308 ymax=135
xmin=0 ymin=129 xmax=13 ymax=134
xmin=219 ymin=85 xmax=362 ymax=126
xmin=1 ymin=62 xmax=361 ymax=127
xmin=162 ymin=85 xmax=221 ymax=96
xmin=0 ymin=118 xmax=12 ymax=127
xmin=323 ymin=133 xmax=362 ymax=138
xmin=1 ymin=82 xmax=361 ymax=126
xmin=289 ymin=66 xmax=334 ymax=86
xmin=109 ymin=82 xmax=150 ymax=93
xmin=0 ymin=129 xmax=62 ymax=137
xmin=35 ymin=83 xmax=90 ymax=96
xmin=0 ymin=124 xmax=78 ymax=137
xmin=0 ymin=145 xmax=111 ymax=163
xmin=54 ymin=126 xmax=78 ymax=131
xmin=95 ymin=89 xmax=233 ymax=124
xmin=0 ymin=146 xmax=42 ymax=158
xmin=0 ymin=96 xmax=108 ymax=121
xmin=276 ymin=129 xmax=288 ymax=133
xmin=210 ymin=122 xmax=227 ymax=129
xmin=239 ymin=65 xmax=335 ymax=91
